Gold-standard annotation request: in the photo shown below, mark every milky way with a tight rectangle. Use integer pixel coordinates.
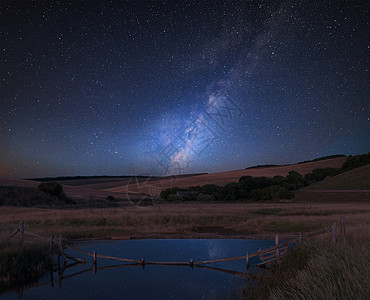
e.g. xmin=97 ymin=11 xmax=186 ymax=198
xmin=0 ymin=1 xmax=369 ymax=178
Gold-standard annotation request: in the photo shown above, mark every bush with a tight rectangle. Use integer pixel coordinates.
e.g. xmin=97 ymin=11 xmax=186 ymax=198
xmin=283 ymin=171 xmax=305 ymax=190
xmin=304 ymin=167 xmax=338 ymax=183
xmin=167 ymin=194 xmax=183 ymax=202
xmin=198 ymin=184 xmax=222 ymax=195
xmin=250 ymin=188 xmax=273 ymax=201
xmin=278 ymin=187 xmax=294 ymax=199
xmin=38 ymin=182 xmax=64 ymax=197
xmin=340 ymin=153 xmax=370 ymax=172
xmin=160 ymin=187 xmax=181 ymax=200
xmin=220 ymin=183 xmax=239 ymax=201
xmin=37 ymin=182 xmax=73 ymax=204
xmin=272 ymin=175 xmax=284 ymax=186
xmin=0 ymin=186 xmax=68 ymax=207
xmin=106 ymin=195 xmax=115 ymax=201
xmin=196 ymin=193 xmax=212 ymax=202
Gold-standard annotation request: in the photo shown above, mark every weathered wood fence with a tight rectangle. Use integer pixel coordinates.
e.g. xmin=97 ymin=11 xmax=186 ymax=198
xmin=3 ymin=217 xmax=347 ymax=273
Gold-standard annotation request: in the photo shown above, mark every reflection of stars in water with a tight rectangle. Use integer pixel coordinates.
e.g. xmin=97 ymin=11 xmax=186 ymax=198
xmin=207 ymin=240 xmax=226 ymax=259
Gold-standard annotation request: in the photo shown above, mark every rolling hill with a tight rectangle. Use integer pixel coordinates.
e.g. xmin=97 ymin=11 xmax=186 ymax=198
xmin=105 ymin=157 xmax=348 ymax=197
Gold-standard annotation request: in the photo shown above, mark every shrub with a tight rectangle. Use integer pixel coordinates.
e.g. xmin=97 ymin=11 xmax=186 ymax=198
xmin=0 ymin=186 xmax=64 ymax=206
xmin=250 ymin=188 xmax=273 ymax=201
xmin=340 ymin=153 xmax=370 ymax=172
xmin=198 ymin=184 xmax=222 ymax=195
xmin=278 ymin=187 xmax=294 ymax=199
xmin=304 ymin=167 xmax=338 ymax=183
xmin=283 ymin=171 xmax=305 ymax=190
xmin=167 ymin=194 xmax=183 ymax=202
xmin=106 ymin=195 xmax=115 ymax=201
xmin=196 ymin=193 xmax=212 ymax=202
xmin=272 ymin=175 xmax=284 ymax=186
xmin=220 ymin=183 xmax=239 ymax=201
xmin=160 ymin=187 xmax=181 ymax=200
xmin=38 ymin=182 xmax=64 ymax=197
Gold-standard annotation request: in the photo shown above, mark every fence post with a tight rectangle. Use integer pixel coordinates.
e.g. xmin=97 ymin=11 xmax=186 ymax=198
xmin=340 ymin=216 xmax=346 ymax=244
xmin=58 ymin=234 xmax=66 ymax=265
xmin=331 ymin=221 xmax=336 ymax=244
xmin=275 ymin=234 xmax=279 ymax=257
xmin=19 ymin=221 xmax=24 ymax=246
xmin=299 ymin=232 xmax=302 ymax=244
xmin=246 ymin=252 xmax=249 ymax=271
xmin=49 ymin=234 xmax=54 ymax=254
xmin=93 ymin=250 xmax=97 ymax=274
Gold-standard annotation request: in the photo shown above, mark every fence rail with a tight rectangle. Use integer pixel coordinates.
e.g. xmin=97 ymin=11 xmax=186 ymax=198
xmin=2 ymin=217 xmax=347 ymax=272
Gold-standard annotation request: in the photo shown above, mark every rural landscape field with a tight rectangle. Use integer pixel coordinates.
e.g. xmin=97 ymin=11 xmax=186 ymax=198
xmin=1 ymin=0 xmax=369 ymax=299
xmin=1 ymin=154 xmax=369 ymax=299
xmin=1 ymin=156 xmax=369 ymax=241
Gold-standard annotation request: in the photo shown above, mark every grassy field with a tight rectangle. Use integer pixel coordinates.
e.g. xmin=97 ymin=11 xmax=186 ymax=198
xmin=1 ymin=201 xmax=369 ymax=241
xmin=0 ymin=242 xmax=51 ymax=292
xmin=0 ymin=156 xmax=351 ymax=201
xmin=0 ymin=156 xmax=369 ymax=297
xmin=106 ymin=157 xmax=347 ymax=197
xmin=304 ymin=163 xmax=370 ymax=190
xmin=0 ymin=156 xmax=368 ymax=242
xmin=241 ymin=237 xmax=370 ymax=299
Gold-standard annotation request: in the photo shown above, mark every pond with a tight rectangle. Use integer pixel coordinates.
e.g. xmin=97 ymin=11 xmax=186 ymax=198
xmin=1 ymin=239 xmax=275 ymax=300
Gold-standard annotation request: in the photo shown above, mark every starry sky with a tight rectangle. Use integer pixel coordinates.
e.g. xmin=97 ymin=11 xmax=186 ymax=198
xmin=1 ymin=0 xmax=369 ymax=179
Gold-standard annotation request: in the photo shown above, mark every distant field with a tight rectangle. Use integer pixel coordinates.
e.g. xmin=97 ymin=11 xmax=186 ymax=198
xmin=0 ymin=202 xmax=369 ymax=241
xmin=0 ymin=177 xmax=149 ymax=201
xmin=106 ymin=157 xmax=348 ymax=197
xmin=295 ymin=190 xmax=370 ymax=203
xmin=304 ymin=164 xmax=370 ymax=190
xmin=0 ymin=157 xmax=349 ymax=200
xmin=53 ymin=173 xmax=205 ymax=190
xmin=1 ymin=155 xmax=369 ymax=242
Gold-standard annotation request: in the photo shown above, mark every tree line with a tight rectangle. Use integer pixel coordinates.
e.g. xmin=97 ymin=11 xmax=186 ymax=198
xmin=160 ymin=152 xmax=370 ymax=202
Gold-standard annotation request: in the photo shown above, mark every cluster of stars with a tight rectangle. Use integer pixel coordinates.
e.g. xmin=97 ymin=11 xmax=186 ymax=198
xmin=0 ymin=0 xmax=369 ymax=178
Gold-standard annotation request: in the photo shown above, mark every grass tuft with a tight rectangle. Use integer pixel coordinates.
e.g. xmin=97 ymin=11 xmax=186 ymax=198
xmin=245 ymin=239 xmax=370 ymax=299
xmin=0 ymin=242 xmax=51 ymax=291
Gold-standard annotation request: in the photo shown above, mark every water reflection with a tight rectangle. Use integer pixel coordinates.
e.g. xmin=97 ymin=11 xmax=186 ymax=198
xmin=1 ymin=239 xmax=274 ymax=300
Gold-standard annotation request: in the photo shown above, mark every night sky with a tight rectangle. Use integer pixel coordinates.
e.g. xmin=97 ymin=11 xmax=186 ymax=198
xmin=1 ymin=1 xmax=369 ymax=178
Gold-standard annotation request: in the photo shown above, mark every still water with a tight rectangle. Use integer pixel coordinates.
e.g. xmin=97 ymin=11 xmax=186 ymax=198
xmin=1 ymin=239 xmax=274 ymax=300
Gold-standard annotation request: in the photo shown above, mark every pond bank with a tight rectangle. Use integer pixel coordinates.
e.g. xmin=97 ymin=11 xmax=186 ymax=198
xmin=0 ymin=242 xmax=52 ymax=293
xmin=245 ymin=238 xmax=370 ymax=299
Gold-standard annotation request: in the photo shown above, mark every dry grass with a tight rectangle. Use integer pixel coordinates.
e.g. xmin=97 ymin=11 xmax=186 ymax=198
xmin=105 ymin=157 xmax=347 ymax=196
xmin=0 ymin=241 xmax=51 ymax=291
xmin=1 ymin=202 xmax=369 ymax=242
xmin=241 ymin=216 xmax=370 ymax=300
xmin=254 ymin=231 xmax=370 ymax=300
xmin=0 ymin=157 xmax=349 ymax=200
xmin=305 ymin=163 xmax=370 ymax=190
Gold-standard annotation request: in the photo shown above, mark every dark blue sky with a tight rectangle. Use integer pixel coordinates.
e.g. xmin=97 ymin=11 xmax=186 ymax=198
xmin=1 ymin=0 xmax=369 ymax=178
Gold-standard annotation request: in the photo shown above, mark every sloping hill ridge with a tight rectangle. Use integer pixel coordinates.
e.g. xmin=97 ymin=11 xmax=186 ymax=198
xmin=304 ymin=163 xmax=370 ymax=190
xmin=106 ymin=157 xmax=347 ymax=197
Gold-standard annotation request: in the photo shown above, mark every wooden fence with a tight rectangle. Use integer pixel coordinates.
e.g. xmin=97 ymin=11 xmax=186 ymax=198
xmin=3 ymin=217 xmax=347 ymax=274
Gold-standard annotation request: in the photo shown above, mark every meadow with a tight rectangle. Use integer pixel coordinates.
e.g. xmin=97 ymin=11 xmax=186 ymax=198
xmin=1 ymin=201 xmax=368 ymax=242
xmin=0 ymin=155 xmax=369 ymax=297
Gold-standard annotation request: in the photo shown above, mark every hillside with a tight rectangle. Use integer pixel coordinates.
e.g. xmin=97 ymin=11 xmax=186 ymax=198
xmin=105 ymin=157 xmax=347 ymax=197
xmin=304 ymin=163 xmax=370 ymax=190
xmin=0 ymin=177 xmax=149 ymax=201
